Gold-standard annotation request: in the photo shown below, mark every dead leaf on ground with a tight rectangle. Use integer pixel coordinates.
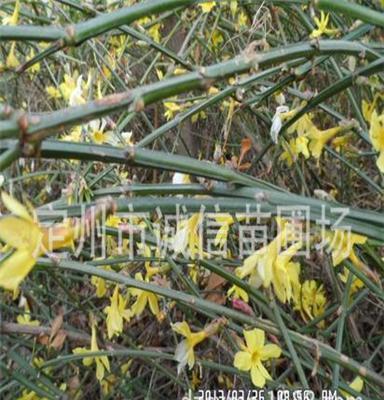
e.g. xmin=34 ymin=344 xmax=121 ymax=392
xmin=204 ymin=273 xmax=227 ymax=305
xmin=237 ymin=138 xmax=253 ymax=170
xmin=50 ymin=313 xmax=63 ymax=342
xmin=50 ymin=330 xmax=67 ymax=351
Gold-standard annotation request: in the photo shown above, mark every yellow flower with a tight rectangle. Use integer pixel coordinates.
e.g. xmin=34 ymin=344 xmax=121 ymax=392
xmin=340 ymin=376 xmax=364 ymax=400
xmin=16 ymin=313 xmax=40 ymax=326
xmin=293 ymin=280 xmax=327 ymax=322
xmin=179 ymin=318 xmax=225 ymax=372
xmin=362 ymin=94 xmax=383 ymax=122
xmin=57 ymin=73 xmax=86 ymax=105
xmin=230 ymin=0 xmax=238 ymax=16
xmin=272 ymin=243 xmax=302 ymax=304
xmin=368 ymin=110 xmax=384 ymax=172
xmin=73 ymin=324 xmax=110 ymax=382
xmin=148 ymin=23 xmax=162 ymax=43
xmin=91 ymin=274 xmax=108 ymax=298
xmin=281 ymin=108 xmax=350 ymax=160
xmin=310 ymin=12 xmax=338 ymax=38
xmin=227 ymin=284 xmax=249 ymax=303
xmin=294 ymin=136 xmax=310 ymax=158
xmin=129 ymin=273 xmax=160 ymax=317
xmin=338 ymin=268 xmax=364 ymax=295
xmin=46 ymin=86 xmax=61 ymax=99
xmin=172 ymin=321 xmax=208 ymax=373
xmin=286 ymin=112 xmax=315 ymax=137
xmin=213 ymin=214 xmax=236 ymax=249
xmin=173 ymin=213 xmax=203 ymax=259
xmin=188 ymin=263 xmax=199 ymax=283
xmin=307 ymin=126 xmax=343 ymax=159
xmin=6 ymin=42 xmax=19 ymax=69
xmin=236 ymin=237 xmax=277 ymax=287
xmin=332 ymin=134 xmax=352 ymax=152
xmin=138 ymin=243 xmax=164 ymax=279
xmin=211 ymin=30 xmax=224 ymax=48
xmin=156 ymin=68 xmax=164 ymax=80
xmin=104 ymin=286 xmax=131 ymax=339
xmin=16 ymin=300 xmax=39 ymax=326
xmin=90 ymin=119 xmax=111 ymax=144
xmin=0 ymin=192 xmax=78 ymax=290
xmin=237 ymin=11 xmax=248 ymax=29
xmin=236 ymin=219 xmax=302 ymax=303
xmin=362 ymin=99 xmax=375 ymax=123
xmin=325 ymin=230 xmax=367 ymax=269
xmin=191 ymin=110 xmax=207 ymax=123
xmin=69 ymin=75 xmax=86 ymax=106
xmin=234 ymin=329 xmax=281 ymax=388
xmin=280 ymin=137 xmax=310 ymax=166
xmin=17 ymin=390 xmax=40 ymax=400
xmin=101 ymin=374 xmax=117 ymax=396
xmin=58 ymin=74 xmax=76 ymax=100
xmin=199 ymin=1 xmax=216 ymax=13
xmin=172 ymin=172 xmax=191 ymax=185
xmin=27 ymin=49 xmax=40 ymax=74
xmin=208 ymin=87 xmax=220 ymax=96
xmin=164 ymin=101 xmax=182 ymax=120
xmin=137 ymin=16 xmax=162 ymax=43
xmin=106 ymin=215 xmax=122 ymax=228
xmin=122 ymin=131 xmax=135 ymax=146
xmin=102 ymin=53 xmax=117 ymax=80
xmin=61 ymin=126 xmax=82 ymax=142
xmin=2 ymin=0 xmax=20 ymax=25
xmin=173 ymin=67 xmax=187 ymax=76
xmin=236 ymin=218 xmax=297 ymax=290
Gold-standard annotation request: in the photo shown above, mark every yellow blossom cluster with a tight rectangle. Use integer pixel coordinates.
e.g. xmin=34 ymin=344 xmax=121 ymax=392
xmin=0 ymin=0 xmax=40 ymax=73
xmin=279 ymin=107 xmax=351 ymax=166
xmin=362 ymin=96 xmax=384 ymax=172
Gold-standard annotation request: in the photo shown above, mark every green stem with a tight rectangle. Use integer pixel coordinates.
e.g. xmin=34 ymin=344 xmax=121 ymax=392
xmin=271 ymin=300 xmax=309 ymax=389
xmin=31 ymin=182 xmax=384 ymax=239
xmin=0 ymin=142 xmax=20 ymax=172
xmin=0 ymin=139 xmax=273 ymax=189
xmin=332 ymin=272 xmax=352 ymax=390
xmin=343 ymin=260 xmax=384 ymax=301
xmin=0 ymin=0 xmax=195 ymax=44
xmin=0 ymin=41 xmax=379 ymax=142
xmin=316 ymin=0 xmax=384 ymax=28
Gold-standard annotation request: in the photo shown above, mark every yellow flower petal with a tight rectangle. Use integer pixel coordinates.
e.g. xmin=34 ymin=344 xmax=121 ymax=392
xmin=189 ymin=331 xmax=207 ymax=347
xmin=255 ymin=360 xmax=272 ymax=380
xmin=96 ymin=358 xmax=106 ymax=381
xmin=233 ymin=351 xmax=251 ymax=371
xmin=0 ymin=249 xmax=36 ymax=290
xmin=199 ymin=1 xmax=216 ymax=13
xmin=350 ymin=376 xmax=364 ymax=392
xmin=261 ymin=344 xmax=281 ymax=360
xmin=82 ymin=353 xmax=94 ymax=367
xmin=250 ymin=364 xmax=266 ymax=388
xmin=105 ymin=286 xmax=124 ymax=339
xmin=1 ymin=192 xmax=33 ymax=222
xmin=244 ymin=328 xmax=264 ymax=351
xmin=172 ymin=321 xmax=192 ymax=337
xmin=0 ymin=216 xmax=41 ymax=251
xmin=131 ymin=293 xmax=147 ymax=316
xmin=148 ymin=293 xmax=159 ymax=315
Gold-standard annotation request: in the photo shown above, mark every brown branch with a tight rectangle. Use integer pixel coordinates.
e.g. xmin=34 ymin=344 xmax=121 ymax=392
xmin=0 ymin=322 xmax=123 ymax=349
xmin=0 ymin=322 xmax=172 ymax=353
